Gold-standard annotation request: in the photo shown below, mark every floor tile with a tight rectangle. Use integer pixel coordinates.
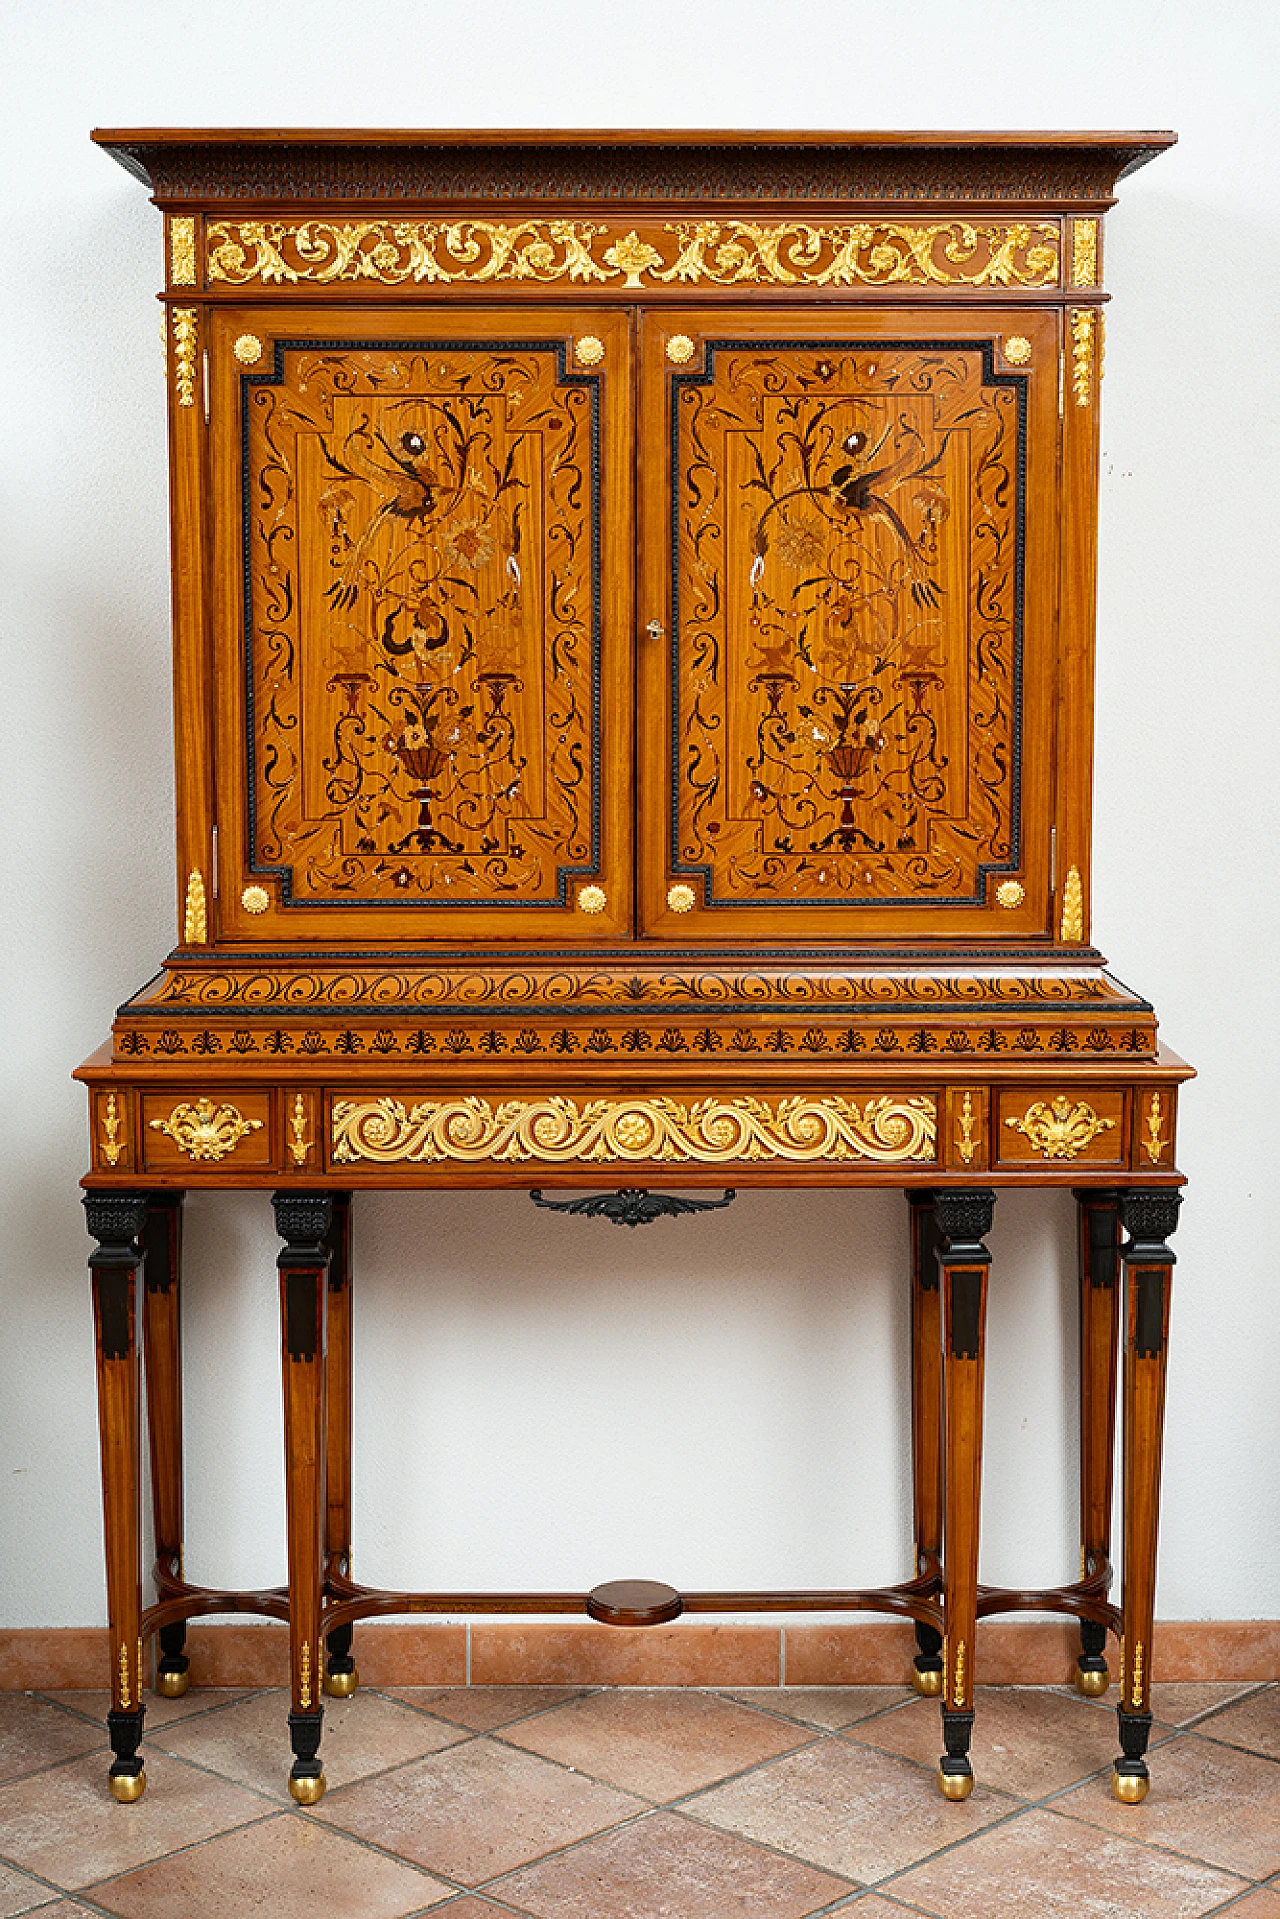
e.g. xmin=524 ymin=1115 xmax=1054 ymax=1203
xmin=1070 ymin=1682 xmax=1265 ymax=1731
xmin=0 ymin=1860 xmax=61 ymax=1917
xmin=0 ymin=1750 xmax=266 ymax=1890
xmin=149 ymin=1686 xmax=466 ymax=1802
xmin=375 ymin=1686 xmax=587 ymax=1731
xmin=1055 ymin=1732 xmax=1280 ymax=1880
xmin=889 ymin=1805 xmax=1246 ymax=1918
xmin=1194 ymin=1687 xmax=1280 ymax=1759
xmin=1208 ymin=1891 xmax=1280 ymax=1918
xmin=315 ymin=1735 xmax=644 ymax=1883
xmin=0 ymin=1696 xmax=104 ymax=1783
xmin=501 ymin=1687 xmax=814 ymax=1799
xmin=719 ymin=1686 xmax=914 ymax=1731
xmin=684 ymin=1733 xmax=1016 ymax=1880
xmin=845 ymin=1686 xmax=1124 ymax=1798
xmin=427 ymin=1903 xmax=531 ymax=1919
xmin=83 ymin=1810 xmax=452 ymax=1918
xmin=39 ymin=1689 xmax=257 ymax=1732
xmin=14 ymin=1907 xmax=106 ymax=1919
xmin=495 ymin=1807 xmax=853 ymax=1917
xmin=1148 ymin=1684 xmax=1270 ymax=1728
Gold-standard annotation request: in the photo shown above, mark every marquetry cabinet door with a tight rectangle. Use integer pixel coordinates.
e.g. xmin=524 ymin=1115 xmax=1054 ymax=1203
xmin=205 ymin=306 xmax=633 ymax=943
xmin=637 ymin=307 xmax=1064 ymax=945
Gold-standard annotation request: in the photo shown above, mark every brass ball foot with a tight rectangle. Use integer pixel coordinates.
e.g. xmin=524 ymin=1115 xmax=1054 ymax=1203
xmin=912 ymin=1665 xmax=943 ymax=1698
xmin=157 ymin=1667 xmax=191 ymax=1699
xmin=1075 ymin=1663 xmax=1110 ymax=1699
xmin=938 ymin=1764 xmax=974 ymax=1802
xmin=1112 ymin=1764 xmax=1149 ymax=1805
xmin=323 ymin=1667 xmax=359 ymax=1698
xmin=289 ymin=1770 xmax=327 ymax=1806
xmin=109 ymin=1768 xmax=146 ymax=1803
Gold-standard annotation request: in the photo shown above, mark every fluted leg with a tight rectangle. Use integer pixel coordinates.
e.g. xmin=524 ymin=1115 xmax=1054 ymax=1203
xmin=323 ymin=1196 xmax=357 ymax=1697
xmin=934 ymin=1190 xmax=995 ymax=1801
xmin=274 ymin=1193 xmax=333 ymax=1805
xmin=1113 ymin=1190 xmax=1180 ymax=1803
xmin=142 ymin=1194 xmax=190 ymax=1698
xmin=1075 ymin=1189 xmax=1121 ymax=1697
xmin=908 ymin=1193 xmax=944 ymax=1697
xmin=86 ymin=1193 xmax=149 ymax=1802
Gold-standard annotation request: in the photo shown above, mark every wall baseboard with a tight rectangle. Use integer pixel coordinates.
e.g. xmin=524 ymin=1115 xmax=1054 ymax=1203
xmin=1 ymin=1617 xmax=1276 ymax=1691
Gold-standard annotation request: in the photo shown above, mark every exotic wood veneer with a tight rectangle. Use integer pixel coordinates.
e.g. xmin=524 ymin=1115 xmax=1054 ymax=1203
xmin=78 ymin=126 xmax=1188 ymax=1807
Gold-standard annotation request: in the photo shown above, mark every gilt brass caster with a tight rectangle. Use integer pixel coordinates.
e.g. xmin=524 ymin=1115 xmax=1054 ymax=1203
xmin=1075 ymin=1663 xmax=1110 ymax=1698
xmin=912 ymin=1665 xmax=943 ymax=1698
xmin=1112 ymin=1764 xmax=1149 ymax=1804
xmin=156 ymin=1667 xmax=191 ymax=1699
xmin=938 ymin=1765 xmax=974 ymax=1801
xmin=289 ymin=1771 xmax=327 ymax=1806
xmin=109 ymin=1768 xmax=146 ymax=1803
xmin=324 ymin=1667 xmax=359 ymax=1698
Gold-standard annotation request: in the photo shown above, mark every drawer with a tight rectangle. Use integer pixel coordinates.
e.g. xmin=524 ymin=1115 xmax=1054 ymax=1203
xmin=141 ymin=1088 xmax=275 ymax=1171
xmin=996 ymin=1086 xmax=1127 ymax=1167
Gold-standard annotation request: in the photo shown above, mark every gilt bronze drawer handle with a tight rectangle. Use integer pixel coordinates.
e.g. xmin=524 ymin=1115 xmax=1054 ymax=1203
xmin=149 ymin=1098 xmax=264 ymax=1163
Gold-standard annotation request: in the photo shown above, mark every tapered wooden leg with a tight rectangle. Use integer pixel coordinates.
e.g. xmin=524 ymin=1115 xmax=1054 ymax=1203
xmin=274 ymin=1193 xmax=333 ymax=1806
xmin=1113 ymin=1190 xmax=1180 ymax=1804
xmin=85 ymin=1193 xmax=149 ymax=1802
xmin=934 ymin=1190 xmax=995 ymax=1801
xmin=1074 ymin=1189 xmax=1121 ymax=1697
xmin=142 ymin=1194 xmax=189 ymax=1698
xmin=908 ymin=1193 xmax=944 ymax=1697
xmin=323 ymin=1194 xmax=357 ymax=1697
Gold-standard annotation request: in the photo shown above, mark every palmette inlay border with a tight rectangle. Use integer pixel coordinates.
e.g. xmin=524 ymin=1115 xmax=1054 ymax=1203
xmin=331 ymin=1092 xmax=938 ymax=1166
xmin=206 ymin=217 xmax=1061 ymax=291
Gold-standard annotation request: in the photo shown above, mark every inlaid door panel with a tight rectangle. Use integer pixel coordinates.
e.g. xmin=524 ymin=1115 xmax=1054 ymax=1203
xmin=638 ymin=308 xmax=1060 ymax=944
xmin=208 ymin=307 xmax=632 ymax=941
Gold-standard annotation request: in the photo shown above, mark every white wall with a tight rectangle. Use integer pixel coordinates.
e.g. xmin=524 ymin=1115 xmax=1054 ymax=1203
xmin=2 ymin=0 xmax=1277 ymax=1631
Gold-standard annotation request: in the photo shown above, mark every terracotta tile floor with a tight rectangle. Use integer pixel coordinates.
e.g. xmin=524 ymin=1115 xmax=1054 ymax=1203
xmin=0 ymin=1681 xmax=1277 ymax=1915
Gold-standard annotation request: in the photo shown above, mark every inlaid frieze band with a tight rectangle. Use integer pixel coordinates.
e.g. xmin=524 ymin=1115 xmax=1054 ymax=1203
xmin=331 ymin=1092 xmax=938 ymax=1166
xmin=206 ymin=217 xmax=1061 ymax=292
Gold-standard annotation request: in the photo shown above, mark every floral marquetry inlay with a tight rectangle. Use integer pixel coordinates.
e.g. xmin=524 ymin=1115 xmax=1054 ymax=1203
xmin=332 ymin=1092 xmax=938 ymax=1166
xmin=240 ymin=338 xmax=601 ymax=910
xmin=205 ymin=217 xmax=1060 ymax=291
xmin=671 ymin=339 xmax=1026 ymax=910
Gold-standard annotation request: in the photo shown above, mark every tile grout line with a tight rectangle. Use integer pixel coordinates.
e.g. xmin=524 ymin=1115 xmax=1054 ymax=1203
xmin=780 ymin=1624 xmax=787 ymax=1686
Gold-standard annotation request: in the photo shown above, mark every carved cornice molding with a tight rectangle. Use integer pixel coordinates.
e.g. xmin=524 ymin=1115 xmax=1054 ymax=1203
xmin=94 ymin=132 xmax=1175 ymax=206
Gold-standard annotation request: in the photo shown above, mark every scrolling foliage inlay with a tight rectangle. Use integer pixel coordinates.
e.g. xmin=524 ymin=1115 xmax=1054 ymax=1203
xmin=672 ymin=341 xmax=1024 ymax=908
xmin=332 ymin=1091 xmax=937 ymax=1166
xmin=243 ymin=340 xmax=599 ymax=906
xmin=208 ymin=218 xmax=1060 ymax=292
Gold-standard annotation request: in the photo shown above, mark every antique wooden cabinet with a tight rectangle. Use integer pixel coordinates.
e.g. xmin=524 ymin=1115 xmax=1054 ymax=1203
xmin=79 ymin=128 xmax=1188 ymax=1809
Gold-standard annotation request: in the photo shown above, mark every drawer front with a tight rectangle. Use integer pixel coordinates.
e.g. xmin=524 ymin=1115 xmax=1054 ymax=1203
xmin=141 ymin=1089 xmax=275 ymax=1171
xmin=996 ymin=1086 xmax=1127 ymax=1167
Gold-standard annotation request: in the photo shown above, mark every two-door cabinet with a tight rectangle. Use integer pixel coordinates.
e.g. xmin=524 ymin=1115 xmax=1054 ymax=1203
xmin=78 ymin=127 xmax=1188 ymax=1809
